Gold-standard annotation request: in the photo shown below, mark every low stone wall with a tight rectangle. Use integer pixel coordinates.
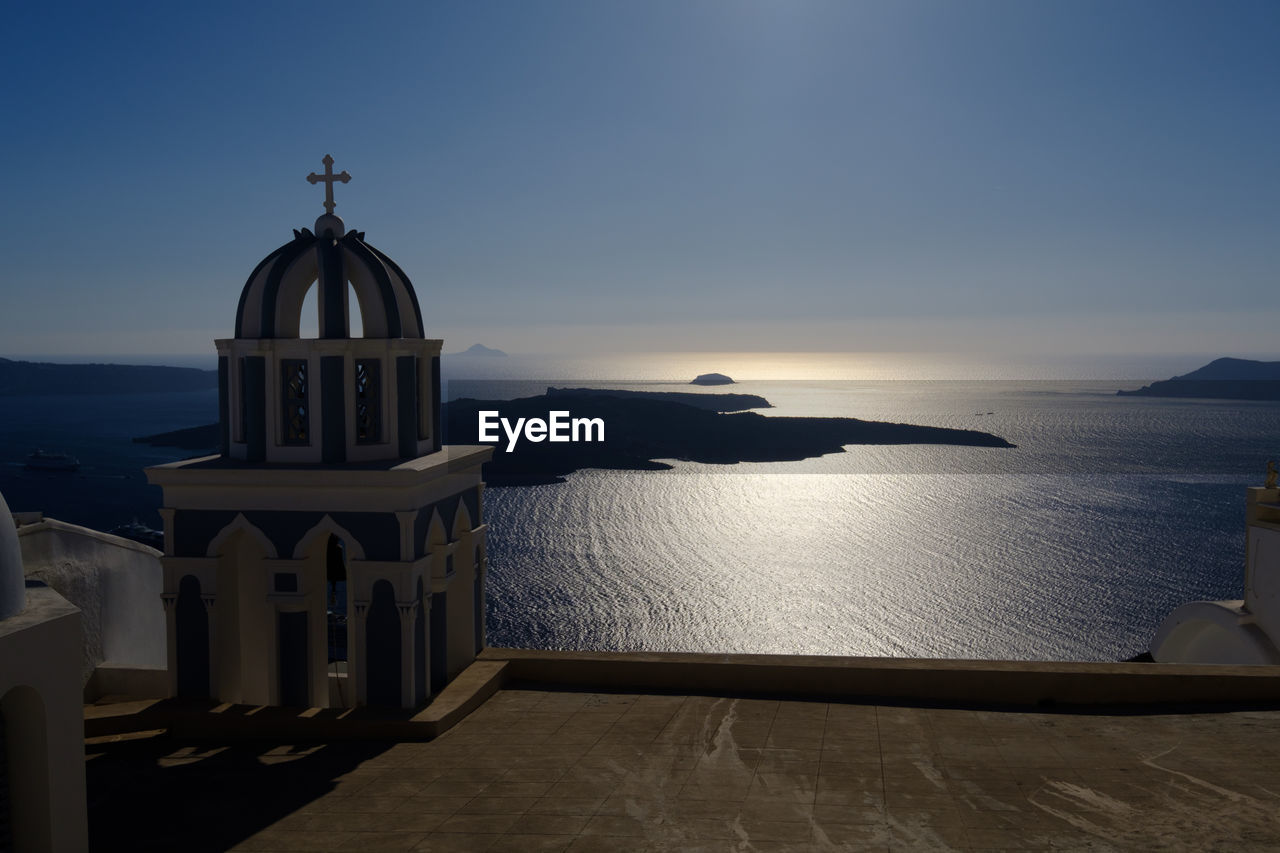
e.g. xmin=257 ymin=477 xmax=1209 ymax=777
xmin=481 ymin=648 xmax=1280 ymax=707
xmin=85 ymin=649 xmax=1280 ymax=743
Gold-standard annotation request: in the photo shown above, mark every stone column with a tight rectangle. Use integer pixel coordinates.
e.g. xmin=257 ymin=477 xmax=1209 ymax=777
xmin=398 ymin=600 xmax=418 ymax=709
xmin=395 ymin=510 xmax=417 ymax=563
xmin=157 ymin=508 xmax=175 ymax=555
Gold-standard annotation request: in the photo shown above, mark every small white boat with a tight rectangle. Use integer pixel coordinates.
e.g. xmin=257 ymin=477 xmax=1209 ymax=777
xmin=24 ymin=450 xmax=80 ymax=471
xmin=108 ymin=520 xmax=164 ymax=548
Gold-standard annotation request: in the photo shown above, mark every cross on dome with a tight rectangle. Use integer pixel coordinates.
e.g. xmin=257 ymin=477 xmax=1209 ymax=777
xmin=306 ymin=154 xmax=351 ymax=215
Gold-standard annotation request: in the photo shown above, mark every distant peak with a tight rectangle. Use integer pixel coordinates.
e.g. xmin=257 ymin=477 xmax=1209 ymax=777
xmin=691 ymin=372 xmax=734 ymax=386
xmin=460 ymin=344 xmax=507 ymax=357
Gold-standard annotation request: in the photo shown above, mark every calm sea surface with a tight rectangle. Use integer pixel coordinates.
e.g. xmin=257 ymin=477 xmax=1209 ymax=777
xmin=2 ymin=351 xmax=1275 ymax=661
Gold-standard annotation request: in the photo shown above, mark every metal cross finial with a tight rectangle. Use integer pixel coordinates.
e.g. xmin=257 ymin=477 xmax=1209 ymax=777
xmin=306 ymin=154 xmax=351 ymax=215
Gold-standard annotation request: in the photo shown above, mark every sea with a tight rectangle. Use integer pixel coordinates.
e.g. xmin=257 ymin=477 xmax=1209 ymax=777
xmin=2 ymin=350 xmax=1276 ymax=663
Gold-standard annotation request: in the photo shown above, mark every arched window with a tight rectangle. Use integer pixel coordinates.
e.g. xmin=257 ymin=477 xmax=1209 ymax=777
xmin=281 ymin=360 xmax=310 ymax=445
xmin=175 ymin=575 xmax=210 ymax=698
xmin=326 ymin=535 xmax=347 ymax=663
xmin=354 ymin=360 xmax=381 ymax=444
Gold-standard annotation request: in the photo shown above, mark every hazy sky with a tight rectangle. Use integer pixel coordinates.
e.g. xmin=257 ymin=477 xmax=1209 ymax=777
xmin=2 ymin=1 xmax=1277 ymax=359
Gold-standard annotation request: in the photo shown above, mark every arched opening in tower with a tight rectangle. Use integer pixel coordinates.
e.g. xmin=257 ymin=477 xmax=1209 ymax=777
xmin=366 ymin=580 xmax=401 ymax=707
xmin=348 ymin=283 xmax=366 ymax=339
xmin=175 ymin=575 xmax=210 ymax=698
xmin=296 ymin=282 xmax=366 ymax=339
xmin=299 ymin=284 xmax=318 ymax=339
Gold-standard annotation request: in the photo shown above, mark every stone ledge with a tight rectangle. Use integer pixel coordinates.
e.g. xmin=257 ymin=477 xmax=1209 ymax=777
xmin=84 ymin=663 xmax=169 ymax=703
xmin=408 ymin=659 xmax=507 ymax=732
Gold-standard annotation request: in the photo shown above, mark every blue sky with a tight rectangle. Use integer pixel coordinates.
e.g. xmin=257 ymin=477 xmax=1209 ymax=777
xmin=2 ymin=1 xmax=1277 ymax=360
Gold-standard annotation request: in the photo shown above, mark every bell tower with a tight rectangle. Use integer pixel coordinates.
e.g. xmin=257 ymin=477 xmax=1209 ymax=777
xmin=147 ymin=157 xmax=493 ymax=709
xmin=225 ymin=154 xmax=438 ymax=465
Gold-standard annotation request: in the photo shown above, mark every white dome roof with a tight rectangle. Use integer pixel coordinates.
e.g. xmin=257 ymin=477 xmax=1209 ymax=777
xmin=0 ymin=490 xmax=27 ymax=619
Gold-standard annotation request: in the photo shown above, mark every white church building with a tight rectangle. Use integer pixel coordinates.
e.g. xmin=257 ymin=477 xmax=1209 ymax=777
xmin=1152 ymin=482 xmax=1280 ymax=664
xmin=0 ymin=490 xmax=88 ymax=851
xmin=146 ymin=157 xmax=492 ymax=709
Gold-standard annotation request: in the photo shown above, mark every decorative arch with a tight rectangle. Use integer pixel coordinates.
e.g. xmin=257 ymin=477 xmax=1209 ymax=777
xmin=206 ymin=513 xmax=278 ymax=559
xmin=234 ymin=234 xmax=313 ymax=339
xmin=451 ymin=502 xmax=473 ymax=539
xmin=424 ymin=510 xmax=448 ymax=550
xmin=272 ymin=254 xmax=322 ymax=339
xmin=344 ymin=247 xmax=393 ymax=338
xmin=293 ymin=515 xmax=367 ymax=561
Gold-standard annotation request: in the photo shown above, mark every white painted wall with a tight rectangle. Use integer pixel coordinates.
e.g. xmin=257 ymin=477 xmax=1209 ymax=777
xmin=17 ymin=518 xmax=166 ymax=682
xmin=0 ymin=585 xmax=90 ymax=851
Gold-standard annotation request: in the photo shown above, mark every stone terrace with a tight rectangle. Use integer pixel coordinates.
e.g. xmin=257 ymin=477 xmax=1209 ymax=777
xmin=87 ymin=687 xmax=1280 ymax=852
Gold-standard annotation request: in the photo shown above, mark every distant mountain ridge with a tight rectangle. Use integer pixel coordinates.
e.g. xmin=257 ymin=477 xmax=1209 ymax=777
xmin=0 ymin=358 xmax=218 ymax=396
xmin=1169 ymin=357 xmax=1280 ymax=381
xmin=1118 ymin=358 xmax=1280 ymax=400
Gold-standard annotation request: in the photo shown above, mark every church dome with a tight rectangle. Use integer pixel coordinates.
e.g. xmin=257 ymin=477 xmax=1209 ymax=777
xmin=215 ymin=157 xmax=443 ymax=466
xmin=0 ymin=490 xmax=27 ymax=619
xmin=234 ymin=219 xmax=425 ymax=341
